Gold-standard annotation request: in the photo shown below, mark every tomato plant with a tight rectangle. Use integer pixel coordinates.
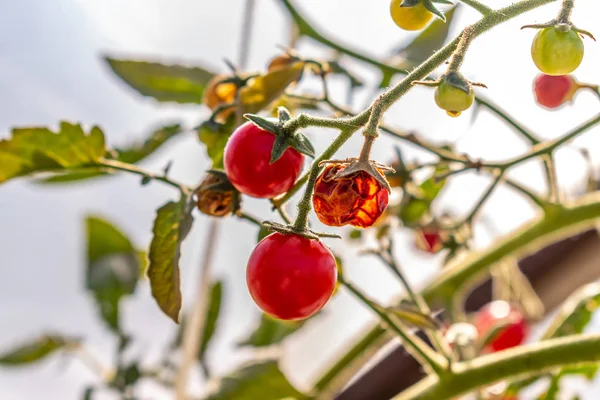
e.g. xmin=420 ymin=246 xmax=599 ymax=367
xmin=1 ymin=0 xmax=600 ymax=399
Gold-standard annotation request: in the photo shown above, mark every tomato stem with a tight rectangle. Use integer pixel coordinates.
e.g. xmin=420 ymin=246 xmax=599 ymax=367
xmin=394 ymin=333 xmax=600 ymax=400
xmin=459 ymin=0 xmax=494 ymax=16
xmin=340 ymin=278 xmax=448 ymax=376
xmin=557 ymin=0 xmax=574 ymax=23
xmin=374 ymin=248 xmax=454 ymax=363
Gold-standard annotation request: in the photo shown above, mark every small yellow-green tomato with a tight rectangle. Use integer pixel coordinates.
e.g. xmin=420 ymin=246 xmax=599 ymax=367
xmin=434 ymin=81 xmax=474 ymax=117
xmin=531 ymin=27 xmax=584 ymax=76
xmin=390 ymin=0 xmax=433 ymax=31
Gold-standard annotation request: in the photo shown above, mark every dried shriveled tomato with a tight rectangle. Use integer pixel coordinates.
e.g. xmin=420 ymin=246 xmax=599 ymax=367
xmin=196 ymin=173 xmax=236 ymax=217
xmin=312 ymin=164 xmax=389 ymax=228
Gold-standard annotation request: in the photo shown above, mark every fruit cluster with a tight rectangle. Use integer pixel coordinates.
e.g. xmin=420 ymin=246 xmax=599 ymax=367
xmin=193 ymin=0 xmax=596 ymax=327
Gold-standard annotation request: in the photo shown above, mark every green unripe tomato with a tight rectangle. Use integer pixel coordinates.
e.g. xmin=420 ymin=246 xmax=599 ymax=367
xmin=390 ymin=0 xmax=433 ymax=31
xmin=434 ymin=81 xmax=474 ymax=117
xmin=531 ymin=27 xmax=584 ymax=76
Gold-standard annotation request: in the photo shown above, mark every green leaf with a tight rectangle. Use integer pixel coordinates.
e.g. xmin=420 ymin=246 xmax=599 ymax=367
xmin=257 ymin=226 xmax=271 ymax=243
xmin=237 ymin=314 xmax=305 ymax=348
xmin=82 ymin=386 xmax=95 ymax=400
xmin=197 ymin=119 xmax=236 ymax=169
xmin=86 ymin=216 xmax=140 ymax=332
xmin=391 ymin=7 xmax=457 ymax=70
xmin=399 ymin=197 xmax=430 ymax=226
xmin=0 ymin=335 xmax=75 ymax=366
xmin=0 ymin=122 xmax=106 ymax=184
xmin=240 ymin=63 xmax=305 ymax=115
xmin=111 ymin=362 xmax=141 ymax=390
xmin=148 ymin=197 xmax=194 ymax=323
xmin=386 ymin=304 xmax=441 ymax=330
xmin=39 ymin=124 xmax=184 ymax=184
xmin=105 ymin=57 xmax=215 ymax=104
xmin=204 ymin=360 xmax=308 ymax=400
xmin=199 ymin=281 xmax=224 ymax=362
xmin=116 ymin=123 xmax=183 ymax=164
xmin=326 ymin=61 xmax=364 ymax=88
xmin=542 ymin=283 xmax=600 ymax=339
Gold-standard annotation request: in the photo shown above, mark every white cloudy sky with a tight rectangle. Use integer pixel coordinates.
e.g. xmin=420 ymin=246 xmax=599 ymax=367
xmin=1 ymin=0 xmax=600 ymax=399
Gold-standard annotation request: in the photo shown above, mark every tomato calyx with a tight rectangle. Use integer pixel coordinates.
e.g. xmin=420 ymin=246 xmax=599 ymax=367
xmin=399 ymin=0 xmax=449 ymax=22
xmin=319 ymin=158 xmax=395 ymax=193
xmin=522 ymin=21 xmax=595 ymax=42
xmin=243 ymin=109 xmax=315 ymax=164
xmin=260 ymin=221 xmax=341 ymax=241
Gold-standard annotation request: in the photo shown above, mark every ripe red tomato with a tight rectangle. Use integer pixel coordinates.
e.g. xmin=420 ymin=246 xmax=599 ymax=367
xmin=312 ymin=164 xmax=389 ymax=228
xmin=533 ymin=74 xmax=577 ymax=109
xmin=246 ymin=232 xmax=337 ymax=320
xmin=474 ymin=301 xmax=528 ymax=352
xmin=415 ymin=228 xmax=444 ymax=254
xmin=224 ymin=121 xmax=304 ymax=198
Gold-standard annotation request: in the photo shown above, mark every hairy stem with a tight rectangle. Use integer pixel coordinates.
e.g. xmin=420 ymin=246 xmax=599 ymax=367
xmin=460 ymin=0 xmax=494 ymax=15
xmin=395 ymin=333 xmax=600 ymax=400
xmin=341 ymin=279 xmax=447 ymax=375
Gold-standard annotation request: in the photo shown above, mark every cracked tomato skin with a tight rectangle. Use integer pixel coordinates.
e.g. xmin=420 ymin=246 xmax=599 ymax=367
xmin=534 ymin=74 xmax=577 ymax=109
xmin=224 ymin=121 xmax=304 ymax=198
xmin=246 ymin=232 xmax=337 ymax=320
xmin=474 ymin=301 xmax=528 ymax=352
xmin=312 ymin=164 xmax=389 ymax=228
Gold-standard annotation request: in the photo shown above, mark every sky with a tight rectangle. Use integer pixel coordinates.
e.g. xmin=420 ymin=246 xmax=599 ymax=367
xmin=0 ymin=0 xmax=600 ymax=399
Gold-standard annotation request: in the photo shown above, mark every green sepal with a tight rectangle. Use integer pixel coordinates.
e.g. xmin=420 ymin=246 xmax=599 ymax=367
xmin=423 ymin=0 xmax=446 ymax=22
xmin=244 ymin=113 xmax=315 ymax=164
xmin=289 ymin=132 xmax=315 ymax=158
xmin=270 ymin=136 xmax=291 ymax=164
xmin=277 ymin=106 xmax=292 ymax=123
xmin=400 ymin=0 xmax=420 ymax=7
xmin=443 ymin=71 xmax=472 ymax=95
xmin=243 ymin=114 xmax=281 ymax=135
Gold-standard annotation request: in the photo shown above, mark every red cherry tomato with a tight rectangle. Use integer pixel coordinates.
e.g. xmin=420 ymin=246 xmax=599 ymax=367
xmin=415 ymin=227 xmax=444 ymax=254
xmin=246 ymin=232 xmax=337 ymax=320
xmin=474 ymin=301 xmax=528 ymax=352
xmin=533 ymin=74 xmax=577 ymax=109
xmin=224 ymin=121 xmax=304 ymax=198
xmin=312 ymin=164 xmax=389 ymax=228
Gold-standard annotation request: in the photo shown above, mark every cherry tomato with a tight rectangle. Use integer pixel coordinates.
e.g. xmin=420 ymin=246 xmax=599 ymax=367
xmin=202 ymin=75 xmax=237 ymax=120
xmin=415 ymin=227 xmax=444 ymax=254
xmin=246 ymin=232 xmax=337 ymax=320
xmin=533 ymin=74 xmax=577 ymax=109
xmin=531 ymin=27 xmax=584 ymax=76
xmin=312 ymin=164 xmax=389 ymax=228
xmin=224 ymin=121 xmax=304 ymax=198
xmin=474 ymin=301 xmax=528 ymax=352
xmin=390 ymin=0 xmax=433 ymax=31
xmin=434 ymin=81 xmax=474 ymax=117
